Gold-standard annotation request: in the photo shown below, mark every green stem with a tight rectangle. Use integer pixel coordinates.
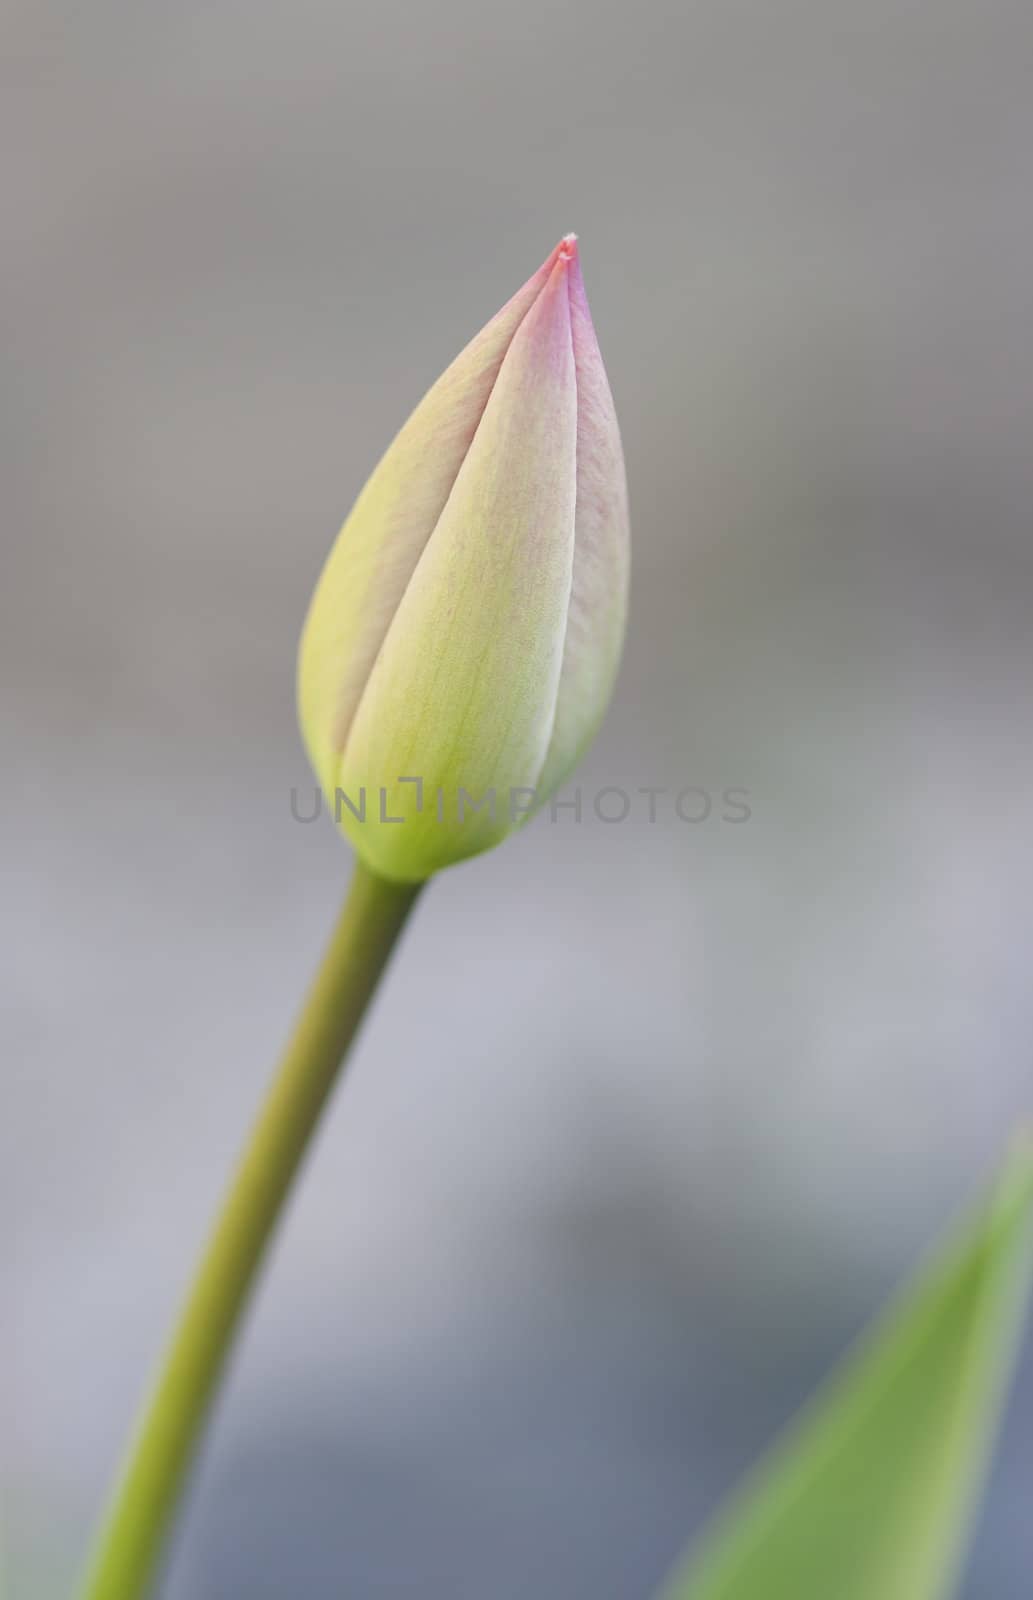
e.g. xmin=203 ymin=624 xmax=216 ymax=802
xmin=80 ymin=861 xmax=422 ymax=1600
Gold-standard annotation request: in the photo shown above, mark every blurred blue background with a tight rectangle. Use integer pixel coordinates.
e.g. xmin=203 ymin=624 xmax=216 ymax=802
xmin=4 ymin=1 xmax=1033 ymax=1594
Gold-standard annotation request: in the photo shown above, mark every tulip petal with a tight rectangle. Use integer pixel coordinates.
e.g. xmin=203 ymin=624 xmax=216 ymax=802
xmin=536 ymin=245 xmax=631 ymax=802
xmin=339 ymin=252 xmax=579 ymax=879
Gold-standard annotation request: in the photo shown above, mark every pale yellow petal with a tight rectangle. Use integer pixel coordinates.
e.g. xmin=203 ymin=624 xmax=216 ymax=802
xmin=338 ymin=254 xmax=578 ymax=880
xmin=535 ymin=247 xmax=630 ymax=803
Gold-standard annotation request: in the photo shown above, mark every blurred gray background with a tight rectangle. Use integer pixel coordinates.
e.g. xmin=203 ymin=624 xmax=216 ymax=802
xmin=4 ymin=1 xmax=1033 ymax=1594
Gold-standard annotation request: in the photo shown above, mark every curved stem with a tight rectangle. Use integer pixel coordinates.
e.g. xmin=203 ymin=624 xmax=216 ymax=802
xmin=80 ymin=861 xmax=423 ymax=1600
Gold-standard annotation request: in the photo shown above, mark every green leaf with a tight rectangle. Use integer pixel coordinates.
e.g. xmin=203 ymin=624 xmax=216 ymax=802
xmin=660 ymin=1140 xmax=1033 ymax=1600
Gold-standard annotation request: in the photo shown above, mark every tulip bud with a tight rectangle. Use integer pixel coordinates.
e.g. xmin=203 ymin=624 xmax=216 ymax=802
xmin=298 ymin=235 xmax=629 ymax=882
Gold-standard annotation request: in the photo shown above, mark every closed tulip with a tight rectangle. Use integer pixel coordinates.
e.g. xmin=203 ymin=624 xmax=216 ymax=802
xmin=298 ymin=234 xmax=629 ymax=882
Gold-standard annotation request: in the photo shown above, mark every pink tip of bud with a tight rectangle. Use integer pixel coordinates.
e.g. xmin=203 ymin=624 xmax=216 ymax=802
xmin=557 ymin=233 xmax=579 ymax=263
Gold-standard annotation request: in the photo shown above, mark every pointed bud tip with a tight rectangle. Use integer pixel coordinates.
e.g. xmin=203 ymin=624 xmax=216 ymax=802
xmin=556 ymin=233 xmax=579 ymax=264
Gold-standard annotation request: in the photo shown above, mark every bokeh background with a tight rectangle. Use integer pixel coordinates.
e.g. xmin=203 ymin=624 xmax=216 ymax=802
xmin=5 ymin=2 xmax=1033 ymax=1594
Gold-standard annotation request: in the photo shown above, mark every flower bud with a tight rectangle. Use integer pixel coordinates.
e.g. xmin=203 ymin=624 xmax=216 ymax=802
xmin=298 ymin=235 xmax=629 ymax=881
